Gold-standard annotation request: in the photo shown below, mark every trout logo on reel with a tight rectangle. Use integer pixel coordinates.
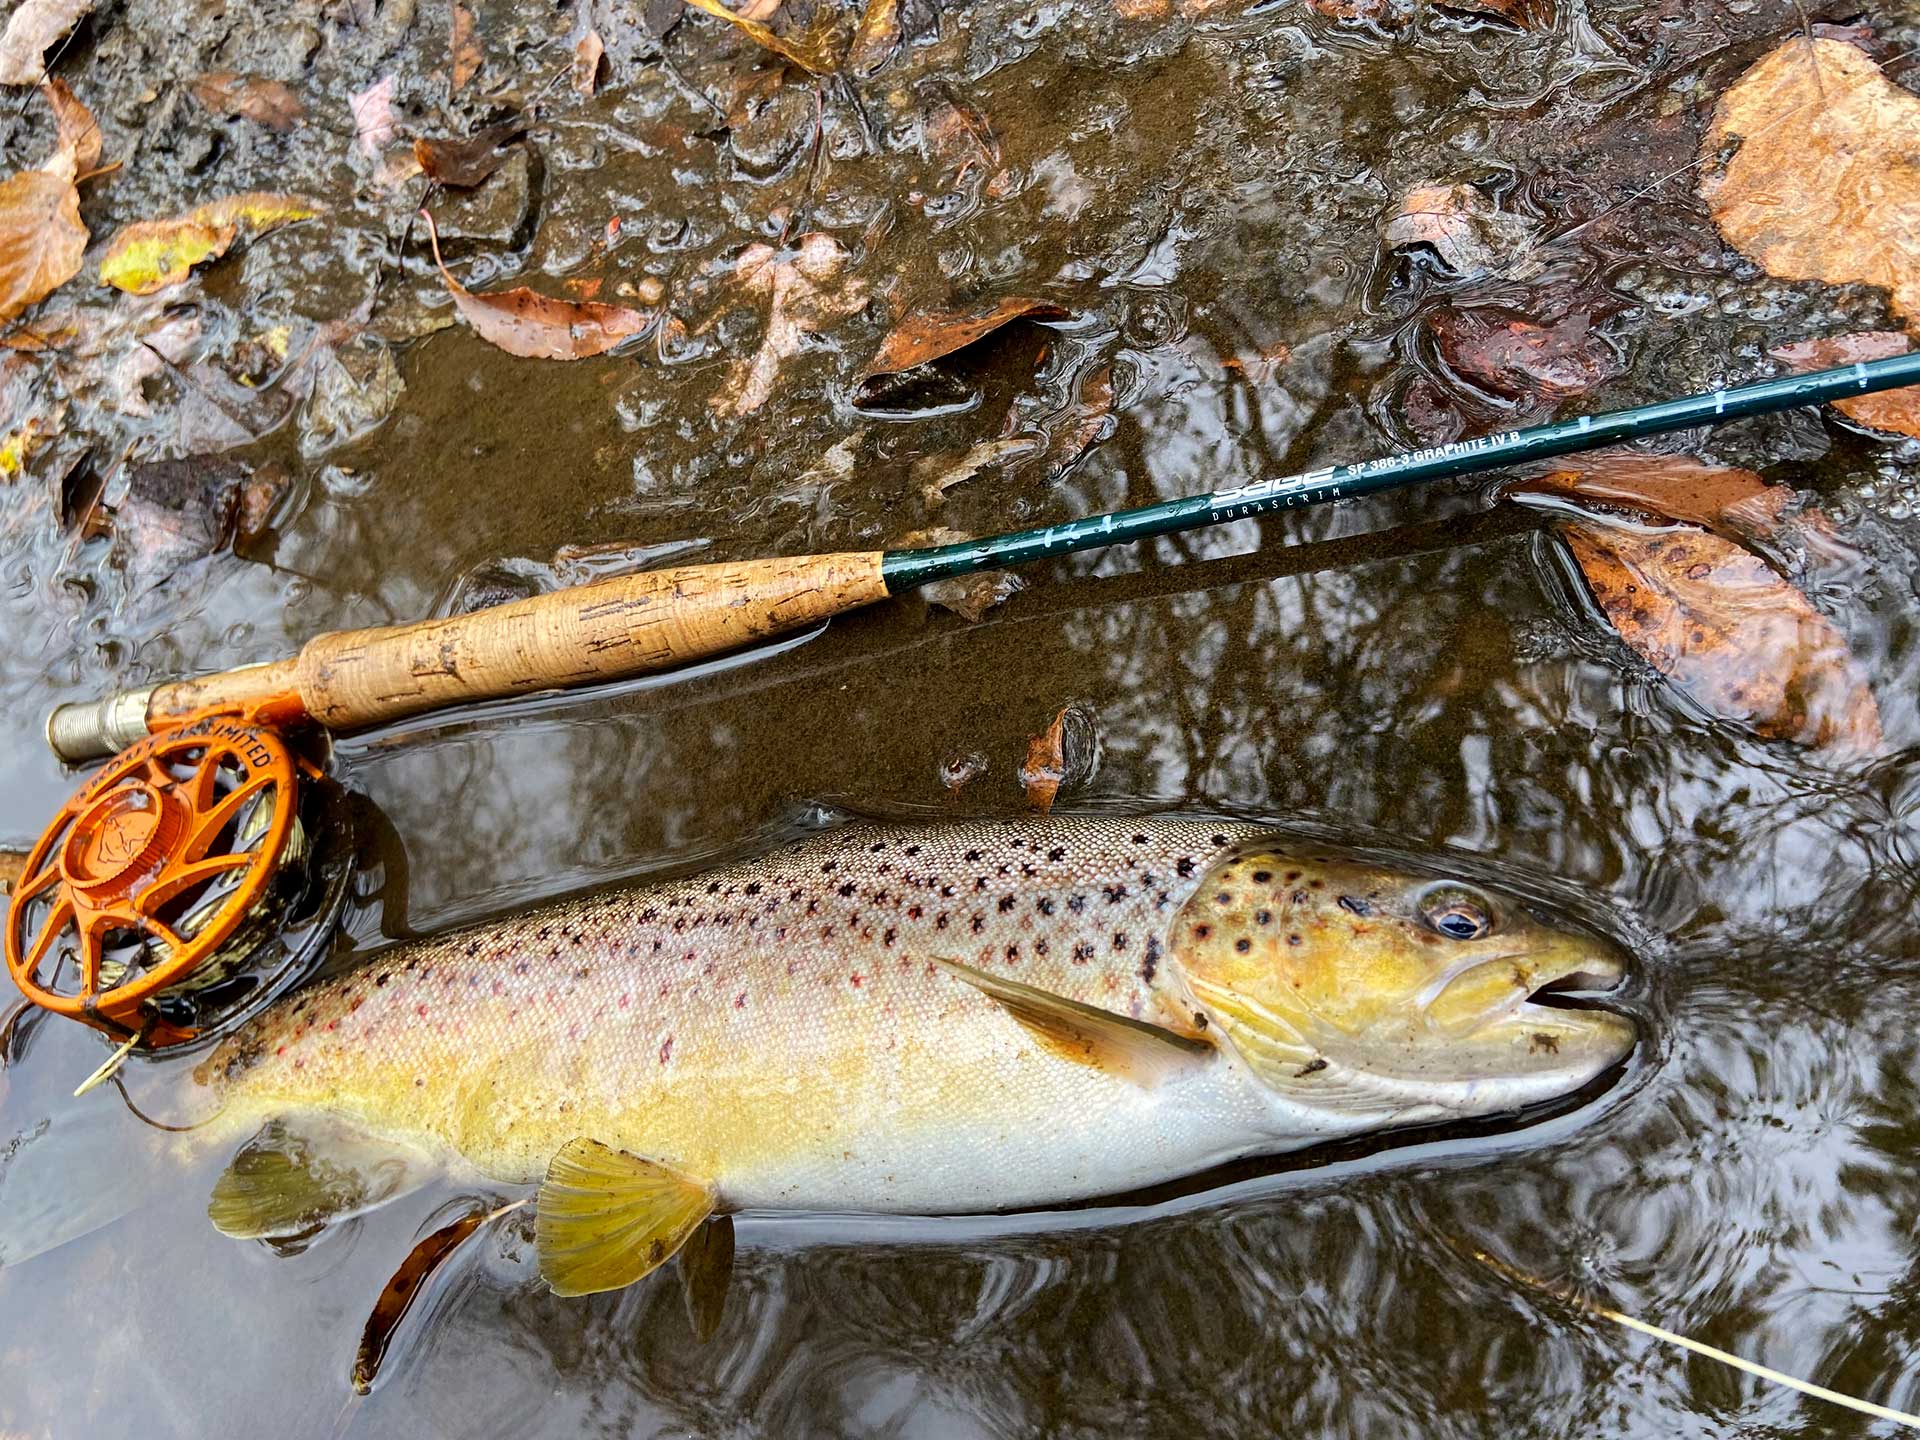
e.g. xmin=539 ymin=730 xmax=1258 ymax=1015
xmin=5 ymin=719 xmax=349 ymax=1051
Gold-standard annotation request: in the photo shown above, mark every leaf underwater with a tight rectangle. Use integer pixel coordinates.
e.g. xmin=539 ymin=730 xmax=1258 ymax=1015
xmin=1772 ymin=331 xmax=1920 ymax=439
xmin=1700 ymin=38 xmax=1920 ymax=334
xmin=352 ymin=1206 xmax=489 ymax=1393
xmin=422 ymin=211 xmax=650 ymax=360
xmin=862 ymin=295 xmax=1071 ymax=383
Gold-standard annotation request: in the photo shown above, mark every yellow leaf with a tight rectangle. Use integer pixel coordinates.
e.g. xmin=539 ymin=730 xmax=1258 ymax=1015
xmin=195 ymin=191 xmax=321 ymax=230
xmin=99 ymin=217 xmax=237 ymax=295
xmin=681 ymin=0 xmax=843 ymax=75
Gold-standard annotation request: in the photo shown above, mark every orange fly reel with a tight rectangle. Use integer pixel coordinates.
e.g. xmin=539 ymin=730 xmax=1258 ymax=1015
xmin=6 ymin=715 xmax=307 ymax=1047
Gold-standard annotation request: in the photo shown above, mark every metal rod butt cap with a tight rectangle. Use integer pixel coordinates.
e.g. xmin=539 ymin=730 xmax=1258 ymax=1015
xmin=47 ymin=686 xmax=157 ymax=765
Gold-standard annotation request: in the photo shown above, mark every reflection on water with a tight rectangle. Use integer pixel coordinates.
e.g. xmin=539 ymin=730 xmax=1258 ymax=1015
xmin=5 ymin=0 xmax=1920 ymax=1434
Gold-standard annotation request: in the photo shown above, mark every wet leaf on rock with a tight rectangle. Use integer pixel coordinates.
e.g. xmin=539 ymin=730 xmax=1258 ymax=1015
xmin=681 ymin=0 xmax=844 ymax=76
xmin=449 ymin=2 xmax=482 ymax=92
xmin=915 ymin=435 xmax=1039 ymax=508
xmin=1046 ymin=363 xmax=1115 ymax=477
xmin=1771 ymin=331 xmax=1920 ymax=439
xmin=1020 ymin=707 xmax=1069 ymax=815
xmin=352 ymin=1206 xmax=488 ymax=1394
xmin=573 ymin=31 xmax=606 ymax=94
xmin=712 ymin=234 xmax=868 ymax=416
xmin=424 ymin=212 xmax=650 ymax=360
xmin=0 ymin=0 xmax=90 ymax=86
xmin=1701 ymin=38 xmax=1920 ymax=334
xmin=1561 ymin=520 xmax=1881 ymax=754
xmin=847 ymin=0 xmax=901 ymax=74
xmin=351 ymin=74 xmax=398 ymax=157
xmin=44 ymin=78 xmax=99 ymax=175
xmin=112 ymin=455 xmax=254 ymax=585
xmin=98 ymin=193 xmax=321 ymax=295
xmin=413 ymin=120 xmax=529 ymax=188
xmin=1511 ymin=453 xmax=1794 ymax=542
xmin=860 ymin=295 xmax=1070 ymax=387
xmin=1430 ymin=308 xmax=1621 ymax=401
xmin=190 ymin=72 xmax=305 ymax=131
xmin=0 ymin=170 xmax=85 ymax=320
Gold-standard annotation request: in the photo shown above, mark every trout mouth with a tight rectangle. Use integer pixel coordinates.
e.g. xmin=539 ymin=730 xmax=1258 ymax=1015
xmin=1423 ymin=942 xmax=1627 ymax=1029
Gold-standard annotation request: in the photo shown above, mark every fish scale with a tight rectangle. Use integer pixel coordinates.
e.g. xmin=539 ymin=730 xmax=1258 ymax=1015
xmin=201 ymin=817 xmax=1287 ymax=1211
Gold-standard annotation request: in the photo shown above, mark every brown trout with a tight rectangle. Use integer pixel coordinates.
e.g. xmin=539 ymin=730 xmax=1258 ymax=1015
xmin=190 ymin=817 xmax=1634 ymax=1296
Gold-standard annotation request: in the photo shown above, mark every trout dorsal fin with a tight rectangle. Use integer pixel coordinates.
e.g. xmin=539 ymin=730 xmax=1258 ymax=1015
xmin=209 ymin=1118 xmax=431 ymax=1240
xmin=536 ymin=1138 xmax=715 ymax=1298
xmin=934 ymin=957 xmax=1214 ymax=1087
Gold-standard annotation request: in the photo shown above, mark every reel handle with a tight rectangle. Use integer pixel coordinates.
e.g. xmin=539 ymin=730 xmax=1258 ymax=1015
xmin=50 ymin=553 xmax=889 ymax=761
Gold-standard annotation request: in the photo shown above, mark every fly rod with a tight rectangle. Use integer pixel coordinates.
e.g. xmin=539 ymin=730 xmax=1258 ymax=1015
xmin=46 ymin=348 xmax=1920 ymax=765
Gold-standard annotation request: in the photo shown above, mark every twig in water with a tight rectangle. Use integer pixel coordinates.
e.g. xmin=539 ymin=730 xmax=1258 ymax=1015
xmin=1471 ymin=1247 xmax=1920 ymax=1430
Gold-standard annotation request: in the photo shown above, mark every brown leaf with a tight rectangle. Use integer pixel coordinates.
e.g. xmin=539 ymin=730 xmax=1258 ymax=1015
xmin=1513 ymin=454 xmax=1794 ymax=541
xmin=191 ymin=72 xmax=305 ymax=131
xmin=847 ymin=0 xmax=900 ymax=74
xmin=1430 ymin=308 xmax=1621 ymax=400
xmin=43 ymin=78 xmax=98 ymax=174
xmin=1436 ymin=0 xmax=1553 ymax=27
xmin=1562 ymin=520 xmax=1880 ymax=753
xmin=893 ymin=524 xmax=1022 ymax=620
xmin=412 ymin=119 xmax=528 ymax=188
xmin=352 ymin=1207 xmax=487 ymax=1394
xmin=0 ymin=849 xmax=27 ymax=894
xmin=1020 ymin=709 xmax=1068 ymax=815
xmin=1701 ymin=39 xmax=1920 ymax=334
xmin=449 ymin=1 xmax=482 ymax=92
xmin=861 ymin=296 xmax=1070 ymax=383
xmin=1047 ymin=363 xmax=1115 ymax=477
xmin=423 ymin=211 xmax=650 ymax=360
xmin=681 ymin=0 xmax=843 ymax=76
xmin=573 ymin=30 xmax=606 ymax=95
xmin=350 ymin=74 xmax=398 ymax=157
xmin=712 ymin=234 xmax=868 ymax=416
xmin=0 ymin=169 xmax=84 ymax=321
xmin=1771 ymin=331 xmax=1920 ymax=439
xmin=914 ymin=434 xmax=1040 ymax=507
xmin=0 ymin=0 xmax=90 ymax=86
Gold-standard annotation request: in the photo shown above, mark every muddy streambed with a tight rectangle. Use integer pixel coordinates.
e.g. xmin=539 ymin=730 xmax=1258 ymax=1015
xmin=5 ymin=0 xmax=1920 ymax=1433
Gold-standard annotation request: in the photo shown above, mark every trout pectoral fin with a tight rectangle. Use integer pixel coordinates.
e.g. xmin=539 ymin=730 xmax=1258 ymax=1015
xmin=209 ymin=1118 xmax=431 ymax=1240
xmin=934 ymin=957 xmax=1215 ymax=1087
xmin=680 ymin=1213 xmax=735 ymax=1342
xmin=536 ymin=1138 xmax=715 ymax=1298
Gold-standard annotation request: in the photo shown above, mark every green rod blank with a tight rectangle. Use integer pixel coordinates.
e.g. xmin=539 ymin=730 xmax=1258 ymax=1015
xmin=879 ymin=350 xmax=1920 ymax=591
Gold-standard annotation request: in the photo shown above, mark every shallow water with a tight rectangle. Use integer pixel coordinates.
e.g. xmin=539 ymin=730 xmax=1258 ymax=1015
xmin=5 ymin=0 xmax=1920 ymax=1433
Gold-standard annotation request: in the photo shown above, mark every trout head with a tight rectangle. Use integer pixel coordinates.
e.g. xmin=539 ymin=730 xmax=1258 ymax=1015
xmin=1168 ymin=845 xmax=1635 ymax=1126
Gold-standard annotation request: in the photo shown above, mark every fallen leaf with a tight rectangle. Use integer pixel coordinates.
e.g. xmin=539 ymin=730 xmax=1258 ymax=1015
xmin=1512 ymin=454 xmax=1794 ymax=541
xmin=112 ymin=455 xmax=252 ymax=585
xmin=190 ymin=72 xmax=303 ymax=131
xmin=573 ymin=30 xmax=605 ymax=94
xmin=861 ymin=295 xmax=1070 ymax=383
xmin=1430 ymin=307 xmax=1621 ymax=401
xmin=1562 ymin=519 xmax=1880 ymax=753
xmin=412 ymin=119 xmax=529 ymax=188
xmin=43 ymin=78 xmax=98 ymax=175
xmin=0 ymin=0 xmax=90 ymax=86
xmin=423 ymin=211 xmax=650 ymax=360
xmin=0 ymin=170 xmax=85 ymax=320
xmin=1437 ymin=0 xmax=1553 ymax=26
xmin=1701 ymin=38 xmax=1920 ymax=334
xmin=1383 ymin=183 xmax=1538 ymax=278
xmin=449 ymin=2 xmax=482 ymax=91
xmin=681 ymin=0 xmax=843 ymax=75
xmin=98 ymin=193 xmax=320 ymax=295
xmin=1771 ymin=331 xmax=1920 ymax=439
xmin=0 ymin=849 xmax=27 ymax=893
xmin=894 ymin=524 xmax=1024 ymax=621
xmin=1019 ymin=709 xmax=1068 ymax=814
xmin=915 ymin=434 xmax=1039 ymax=507
xmin=350 ymin=74 xmax=398 ymax=158
xmin=847 ymin=0 xmax=900 ymax=74
xmin=1047 ymin=362 xmax=1115 ymax=477
xmin=353 ymin=1207 xmax=488 ymax=1394
xmin=938 ymin=750 xmax=988 ymax=795
xmin=235 ymin=463 xmax=291 ymax=542
xmin=712 ymin=233 xmax=868 ymax=416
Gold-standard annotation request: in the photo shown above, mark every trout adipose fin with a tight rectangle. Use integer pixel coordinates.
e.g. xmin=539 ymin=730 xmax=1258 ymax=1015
xmin=536 ymin=1138 xmax=715 ymax=1297
xmin=934 ymin=957 xmax=1215 ymax=1086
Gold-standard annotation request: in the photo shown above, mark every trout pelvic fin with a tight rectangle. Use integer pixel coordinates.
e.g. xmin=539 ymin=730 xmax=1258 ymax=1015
xmin=209 ymin=1118 xmax=431 ymax=1240
xmin=680 ymin=1213 xmax=735 ymax=1341
xmin=933 ymin=956 xmax=1214 ymax=1087
xmin=536 ymin=1138 xmax=715 ymax=1298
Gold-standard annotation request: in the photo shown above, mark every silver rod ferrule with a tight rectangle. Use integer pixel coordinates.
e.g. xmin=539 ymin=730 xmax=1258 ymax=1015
xmin=46 ymin=686 xmax=159 ymax=764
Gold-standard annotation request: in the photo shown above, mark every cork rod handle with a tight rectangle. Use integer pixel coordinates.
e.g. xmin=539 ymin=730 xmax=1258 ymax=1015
xmin=137 ymin=551 xmax=890 ymax=738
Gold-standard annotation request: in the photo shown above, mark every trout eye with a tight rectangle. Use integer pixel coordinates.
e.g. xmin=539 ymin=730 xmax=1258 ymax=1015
xmin=1420 ymin=886 xmax=1492 ymax=941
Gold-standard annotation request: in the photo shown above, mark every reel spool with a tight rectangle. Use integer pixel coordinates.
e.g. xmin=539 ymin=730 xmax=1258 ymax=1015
xmin=5 ymin=714 xmax=352 ymax=1051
